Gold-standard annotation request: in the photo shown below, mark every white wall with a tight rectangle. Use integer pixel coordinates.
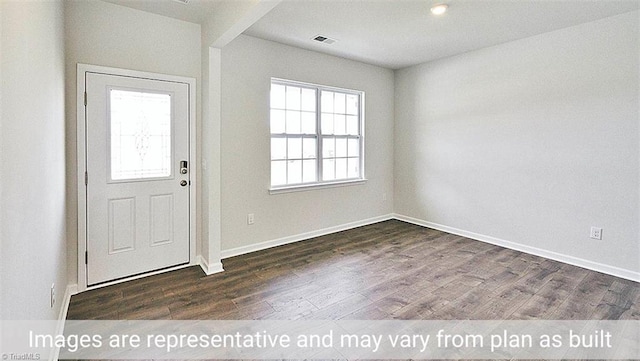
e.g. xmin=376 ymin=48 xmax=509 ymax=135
xmin=394 ymin=11 xmax=639 ymax=279
xmin=64 ymin=0 xmax=202 ymax=284
xmin=200 ymin=45 xmax=223 ymax=271
xmin=220 ymin=35 xmax=394 ymax=253
xmin=200 ymin=0 xmax=280 ymax=272
xmin=1 ymin=0 xmax=67 ymax=319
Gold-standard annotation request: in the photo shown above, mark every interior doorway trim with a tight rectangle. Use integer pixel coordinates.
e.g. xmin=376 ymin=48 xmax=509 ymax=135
xmin=76 ymin=63 xmax=197 ymax=292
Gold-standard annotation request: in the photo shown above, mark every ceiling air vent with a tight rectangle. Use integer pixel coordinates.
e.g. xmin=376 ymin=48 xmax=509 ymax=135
xmin=312 ymin=35 xmax=337 ymax=45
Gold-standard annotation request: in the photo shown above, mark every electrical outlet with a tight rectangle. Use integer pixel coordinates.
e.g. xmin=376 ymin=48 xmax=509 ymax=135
xmin=50 ymin=283 xmax=56 ymax=308
xmin=247 ymin=213 xmax=255 ymax=225
xmin=590 ymin=227 xmax=602 ymax=240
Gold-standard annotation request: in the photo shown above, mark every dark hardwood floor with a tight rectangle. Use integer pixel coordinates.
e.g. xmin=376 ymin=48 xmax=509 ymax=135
xmin=67 ymin=220 xmax=640 ymax=321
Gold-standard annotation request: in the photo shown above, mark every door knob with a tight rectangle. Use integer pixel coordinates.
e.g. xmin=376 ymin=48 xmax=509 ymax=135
xmin=180 ymin=180 xmax=188 ymax=187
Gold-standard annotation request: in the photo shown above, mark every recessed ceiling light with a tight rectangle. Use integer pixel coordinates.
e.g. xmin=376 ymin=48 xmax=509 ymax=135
xmin=312 ymin=35 xmax=337 ymax=45
xmin=430 ymin=3 xmax=448 ymax=15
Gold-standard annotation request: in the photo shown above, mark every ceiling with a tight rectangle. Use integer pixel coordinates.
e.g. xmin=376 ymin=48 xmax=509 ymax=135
xmin=244 ymin=0 xmax=639 ymax=69
xmin=101 ymin=0 xmax=222 ymax=24
xmin=103 ymin=0 xmax=639 ymax=70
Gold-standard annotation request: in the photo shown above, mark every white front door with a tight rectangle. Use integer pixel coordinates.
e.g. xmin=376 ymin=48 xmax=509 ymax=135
xmin=85 ymin=72 xmax=191 ymax=286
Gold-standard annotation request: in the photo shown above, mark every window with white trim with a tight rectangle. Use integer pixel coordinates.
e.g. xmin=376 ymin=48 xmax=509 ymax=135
xmin=270 ymin=79 xmax=364 ymax=189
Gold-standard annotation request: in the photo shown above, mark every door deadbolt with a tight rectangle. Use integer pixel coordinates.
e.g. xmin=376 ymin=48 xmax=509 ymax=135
xmin=180 ymin=180 xmax=188 ymax=187
xmin=180 ymin=160 xmax=188 ymax=174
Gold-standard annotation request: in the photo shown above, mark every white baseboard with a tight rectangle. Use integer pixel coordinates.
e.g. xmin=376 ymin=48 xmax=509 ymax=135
xmin=393 ymin=213 xmax=640 ymax=283
xmin=221 ymin=214 xmax=394 ymax=259
xmin=50 ymin=284 xmax=77 ymax=360
xmin=198 ymin=255 xmax=224 ymax=275
xmin=57 ymin=284 xmax=77 ymax=322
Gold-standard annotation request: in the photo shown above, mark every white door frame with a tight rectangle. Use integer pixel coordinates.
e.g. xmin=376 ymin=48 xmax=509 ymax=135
xmin=76 ymin=63 xmax=197 ymax=292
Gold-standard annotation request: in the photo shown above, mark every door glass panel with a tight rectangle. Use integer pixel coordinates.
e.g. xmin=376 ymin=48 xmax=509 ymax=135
xmin=110 ymin=89 xmax=172 ymax=180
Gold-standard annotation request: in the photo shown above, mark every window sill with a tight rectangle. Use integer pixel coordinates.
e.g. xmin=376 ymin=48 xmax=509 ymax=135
xmin=269 ymin=179 xmax=367 ymax=195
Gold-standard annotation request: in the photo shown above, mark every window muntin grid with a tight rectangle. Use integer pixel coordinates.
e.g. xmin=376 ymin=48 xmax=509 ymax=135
xmin=270 ymin=79 xmax=363 ymax=189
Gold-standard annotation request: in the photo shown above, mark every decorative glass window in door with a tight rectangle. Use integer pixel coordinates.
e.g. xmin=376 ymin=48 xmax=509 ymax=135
xmin=109 ymin=89 xmax=172 ymax=180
